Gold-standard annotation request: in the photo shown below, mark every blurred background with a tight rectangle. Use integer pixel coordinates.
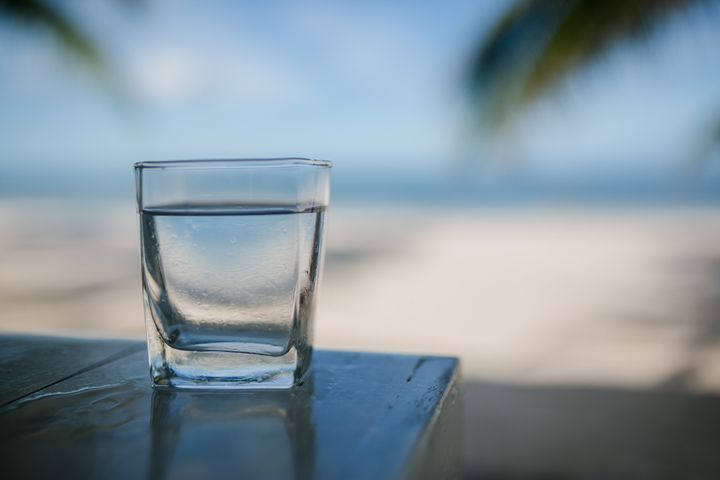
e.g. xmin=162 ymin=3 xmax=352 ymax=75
xmin=2 ymin=0 xmax=720 ymax=478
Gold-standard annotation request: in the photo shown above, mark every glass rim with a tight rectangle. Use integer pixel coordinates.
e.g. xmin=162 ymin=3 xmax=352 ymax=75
xmin=134 ymin=157 xmax=332 ymax=170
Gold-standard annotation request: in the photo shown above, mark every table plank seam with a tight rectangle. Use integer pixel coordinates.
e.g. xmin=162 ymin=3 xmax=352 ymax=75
xmin=0 ymin=343 xmax=145 ymax=410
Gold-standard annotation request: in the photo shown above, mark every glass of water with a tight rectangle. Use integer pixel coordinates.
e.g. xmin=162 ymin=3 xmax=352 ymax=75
xmin=135 ymin=158 xmax=331 ymax=389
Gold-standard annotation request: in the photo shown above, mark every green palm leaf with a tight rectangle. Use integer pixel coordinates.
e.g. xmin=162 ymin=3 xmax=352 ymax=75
xmin=467 ymin=0 xmax=702 ymax=128
xmin=0 ymin=0 xmax=103 ymax=69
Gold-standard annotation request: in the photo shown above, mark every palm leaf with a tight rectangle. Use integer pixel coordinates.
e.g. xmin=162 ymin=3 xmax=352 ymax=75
xmin=0 ymin=0 xmax=102 ymax=69
xmin=467 ymin=0 xmax=702 ymax=128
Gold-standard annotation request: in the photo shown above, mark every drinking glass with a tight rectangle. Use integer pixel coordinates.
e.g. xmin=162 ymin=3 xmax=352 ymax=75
xmin=135 ymin=158 xmax=331 ymax=388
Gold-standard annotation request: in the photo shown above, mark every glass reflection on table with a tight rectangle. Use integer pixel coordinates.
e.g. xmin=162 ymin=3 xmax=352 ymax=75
xmin=149 ymin=378 xmax=314 ymax=480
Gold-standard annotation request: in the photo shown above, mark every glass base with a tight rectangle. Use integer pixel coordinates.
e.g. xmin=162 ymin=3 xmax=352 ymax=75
xmin=145 ymin=317 xmax=310 ymax=389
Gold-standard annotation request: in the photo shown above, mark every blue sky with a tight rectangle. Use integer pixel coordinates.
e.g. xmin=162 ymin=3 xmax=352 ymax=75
xmin=0 ymin=0 xmax=719 ymax=189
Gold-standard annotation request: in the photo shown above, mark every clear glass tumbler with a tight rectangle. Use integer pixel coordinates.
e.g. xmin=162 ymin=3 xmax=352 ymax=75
xmin=135 ymin=158 xmax=331 ymax=388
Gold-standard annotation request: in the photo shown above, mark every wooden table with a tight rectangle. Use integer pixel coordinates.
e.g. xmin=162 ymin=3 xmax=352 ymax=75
xmin=0 ymin=335 xmax=461 ymax=480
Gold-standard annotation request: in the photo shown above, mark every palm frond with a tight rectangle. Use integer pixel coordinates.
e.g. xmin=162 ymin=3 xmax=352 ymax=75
xmin=467 ymin=0 xmax=702 ymax=128
xmin=0 ymin=0 xmax=102 ymax=69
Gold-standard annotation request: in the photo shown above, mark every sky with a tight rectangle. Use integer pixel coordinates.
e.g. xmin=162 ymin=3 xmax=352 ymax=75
xmin=0 ymin=0 xmax=719 ymax=196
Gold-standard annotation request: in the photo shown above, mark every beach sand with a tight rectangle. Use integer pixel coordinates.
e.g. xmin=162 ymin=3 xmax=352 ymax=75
xmin=2 ymin=199 xmax=720 ymax=393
